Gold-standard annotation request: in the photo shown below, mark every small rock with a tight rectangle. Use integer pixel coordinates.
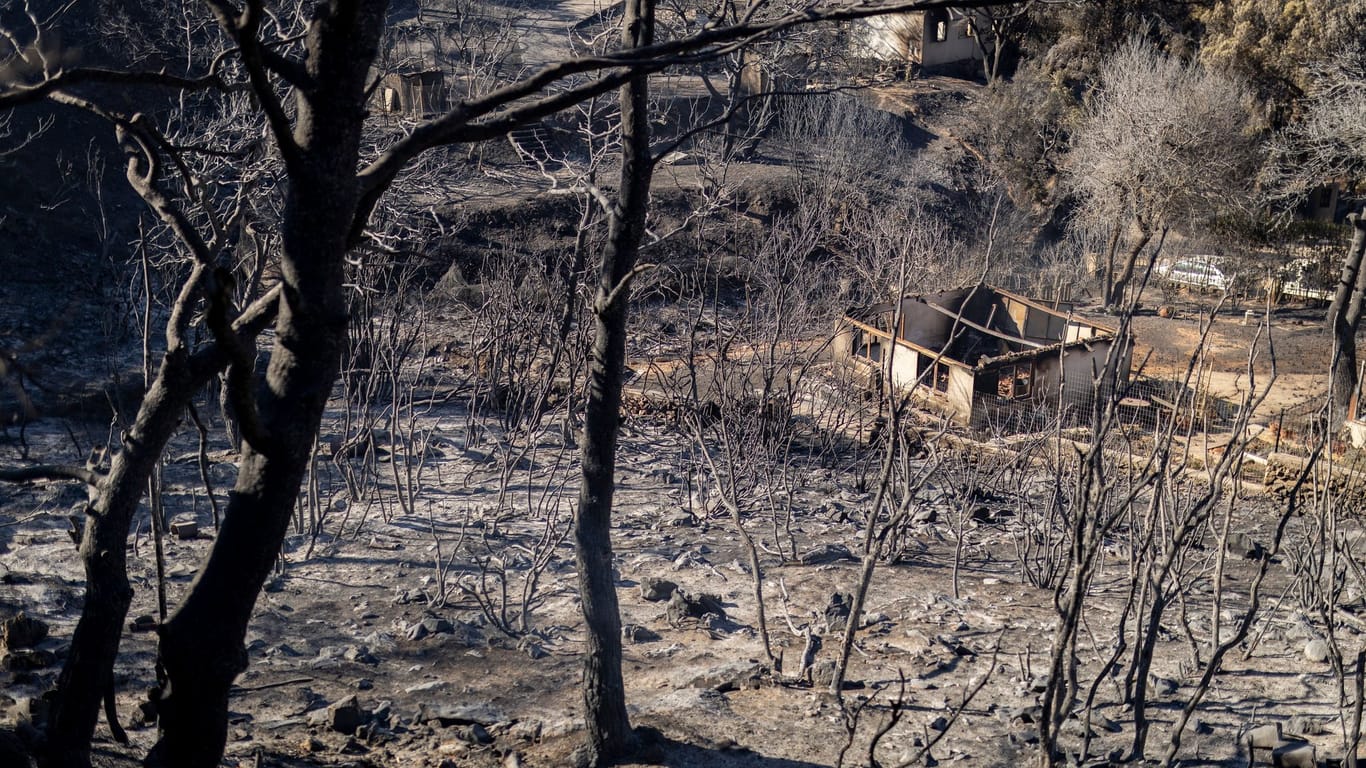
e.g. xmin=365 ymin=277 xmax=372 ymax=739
xmin=1304 ymin=638 xmax=1331 ymax=663
xmin=1245 ymin=723 xmax=1282 ymax=750
xmin=1226 ymin=532 xmax=1265 ymax=560
xmin=862 ymin=612 xmax=889 ymax=628
xmin=458 ymin=723 xmax=494 ymax=745
xmin=517 ymin=637 xmax=548 ymax=660
xmin=326 ymin=695 xmax=366 ymax=735
xmin=660 ymin=511 xmax=695 ymax=528
xmin=3 ymin=649 xmax=55 ymax=671
xmin=1 ymin=614 xmax=48 ymax=650
xmin=355 ymin=678 xmax=374 ymax=691
xmin=405 ymin=622 xmax=430 ymax=642
xmin=824 ymin=593 xmax=853 ymax=632
xmin=810 ymin=659 xmax=836 ymax=688
xmin=506 ymin=719 xmax=543 ymax=743
xmin=1093 ymin=715 xmax=1122 ymax=733
xmin=1148 ymin=674 xmax=1178 ymax=697
xmin=338 ymin=736 xmax=368 ymax=754
xmin=1061 ymin=718 xmax=1091 ymax=738
xmin=622 ymin=624 xmax=660 ymax=643
xmin=687 ymin=661 xmax=766 ymax=692
xmin=361 ymin=631 xmax=396 ymax=650
xmin=1288 ymin=715 xmax=1327 ymax=736
xmin=419 ymin=703 xmax=504 ymax=728
xmin=928 ymin=716 xmax=949 ymax=732
xmin=301 ymin=736 xmax=325 ymax=753
xmin=1272 ymin=742 xmax=1316 ymax=768
xmin=799 ymin=543 xmax=853 ymax=566
xmin=639 ymin=578 xmax=678 ymax=602
xmin=666 ymin=591 xmax=726 ymax=625
xmin=422 ymin=618 xmax=455 ymax=635
xmin=342 ymin=645 xmax=378 ymax=665
xmin=404 ymin=680 xmax=446 ymax=694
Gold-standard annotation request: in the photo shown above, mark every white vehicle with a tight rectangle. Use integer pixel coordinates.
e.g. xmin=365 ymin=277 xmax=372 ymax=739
xmin=1278 ymin=258 xmax=1334 ymax=303
xmin=1154 ymin=255 xmax=1232 ymax=292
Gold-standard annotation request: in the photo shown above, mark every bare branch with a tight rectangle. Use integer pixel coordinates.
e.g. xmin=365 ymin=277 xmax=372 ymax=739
xmin=201 ymin=0 xmax=302 ymax=167
xmin=0 ymin=464 xmax=101 ymax=486
xmin=0 ymin=68 xmax=226 ymax=111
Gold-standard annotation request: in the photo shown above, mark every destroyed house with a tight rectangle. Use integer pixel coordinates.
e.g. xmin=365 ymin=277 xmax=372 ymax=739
xmin=377 ymin=69 xmax=448 ymax=117
xmin=850 ymin=8 xmax=984 ymax=74
xmin=836 ymin=286 xmax=1127 ymax=428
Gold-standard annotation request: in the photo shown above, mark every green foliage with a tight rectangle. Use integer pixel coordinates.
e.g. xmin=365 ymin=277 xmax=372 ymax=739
xmin=1196 ymin=0 xmax=1366 ymax=126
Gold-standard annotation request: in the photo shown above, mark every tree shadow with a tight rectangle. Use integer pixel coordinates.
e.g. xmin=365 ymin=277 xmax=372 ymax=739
xmin=638 ymin=730 xmax=832 ymax=768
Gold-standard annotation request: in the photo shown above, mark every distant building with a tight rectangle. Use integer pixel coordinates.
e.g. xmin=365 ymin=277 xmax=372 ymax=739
xmin=850 ymin=8 xmax=985 ymax=75
xmin=377 ymin=69 xmax=448 ymax=117
xmin=1300 ymin=181 xmax=1346 ymax=224
xmin=835 ymin=285 xmax=1127 ymax=429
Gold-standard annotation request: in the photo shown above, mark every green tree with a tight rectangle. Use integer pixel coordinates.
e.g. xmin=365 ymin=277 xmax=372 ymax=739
xmin=1196 ymin=0 xmax=1366 ymax=124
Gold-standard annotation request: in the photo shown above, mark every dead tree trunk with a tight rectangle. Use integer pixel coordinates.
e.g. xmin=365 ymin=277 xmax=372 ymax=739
xmin=45 ymin=357 xmax=206 ymax=768
xmin=574 ymin=0 xmax=654 ymax=763
xmin=144 ymin=6 xmax=386 ymax=767
xmin=1108 ymin=226 xmax=1153 ymax=309
xmin=1329 ymin=214 xmax=1366 ymax=423
xmin=35 ymin=271 xmax=278 ymax=767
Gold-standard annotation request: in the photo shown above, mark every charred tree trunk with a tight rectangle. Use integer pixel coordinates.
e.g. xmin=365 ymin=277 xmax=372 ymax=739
xmin=44 ymin=354 xmax=201 ymax=768
xmin=1108 ymin=226 xmax=1153 ymax=310
xmin=1329 ymin=214 xmax=1366 ymax=423
xmin=1128 ymin=591 xmax=1166 ymax=760
xmin=574 ymin=0 xmax=654 ymax=763
xmin=42 ymin=259 xmax=277 ymax=767
xmin=144 ymin=5 xmax=385 ymax=767
xmin=1099 ymin=227 xmax=1120 ymax=307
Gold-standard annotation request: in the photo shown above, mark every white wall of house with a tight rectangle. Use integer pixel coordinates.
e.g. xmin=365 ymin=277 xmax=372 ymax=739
xmin=1031 ymin=340 xmax=1125 ymax=406
xmin=887 ymin=345 xmax=920 ymax=391
xmin=947 ymin=366 xmax=975 ymax=422
xmin=919 ymin=11 xmax=982 ymax=69
xmin=848 ymin=9 xmax=983 ymax=69
xmin=850 ymin=13 xmax=922 ymax=61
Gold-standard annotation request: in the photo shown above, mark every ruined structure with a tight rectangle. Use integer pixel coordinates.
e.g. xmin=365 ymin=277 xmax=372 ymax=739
xmin=836 ymin=285 xmax=1127 ymax=429
xmin=850 ymin=8 xmax=984 ymax=74
xmin=378 ymin=69 xmax=448 ymax=117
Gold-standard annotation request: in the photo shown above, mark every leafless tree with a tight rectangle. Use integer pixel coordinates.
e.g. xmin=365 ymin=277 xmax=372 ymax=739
xmin=1269 ymin=53 xmax=1366 ymax=191
xmin=1268 ymin=52 xmax=1366 ymax=420
xmin=666 ymin=206 xmax=843 ymax=663
xmin=1067 ymin=38 xmax=1261 ymax=309
xmin=0 ymin=1 xmax=1049 ymax=765
xmin=964 ymin=1 xmax=1030 ymax=81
